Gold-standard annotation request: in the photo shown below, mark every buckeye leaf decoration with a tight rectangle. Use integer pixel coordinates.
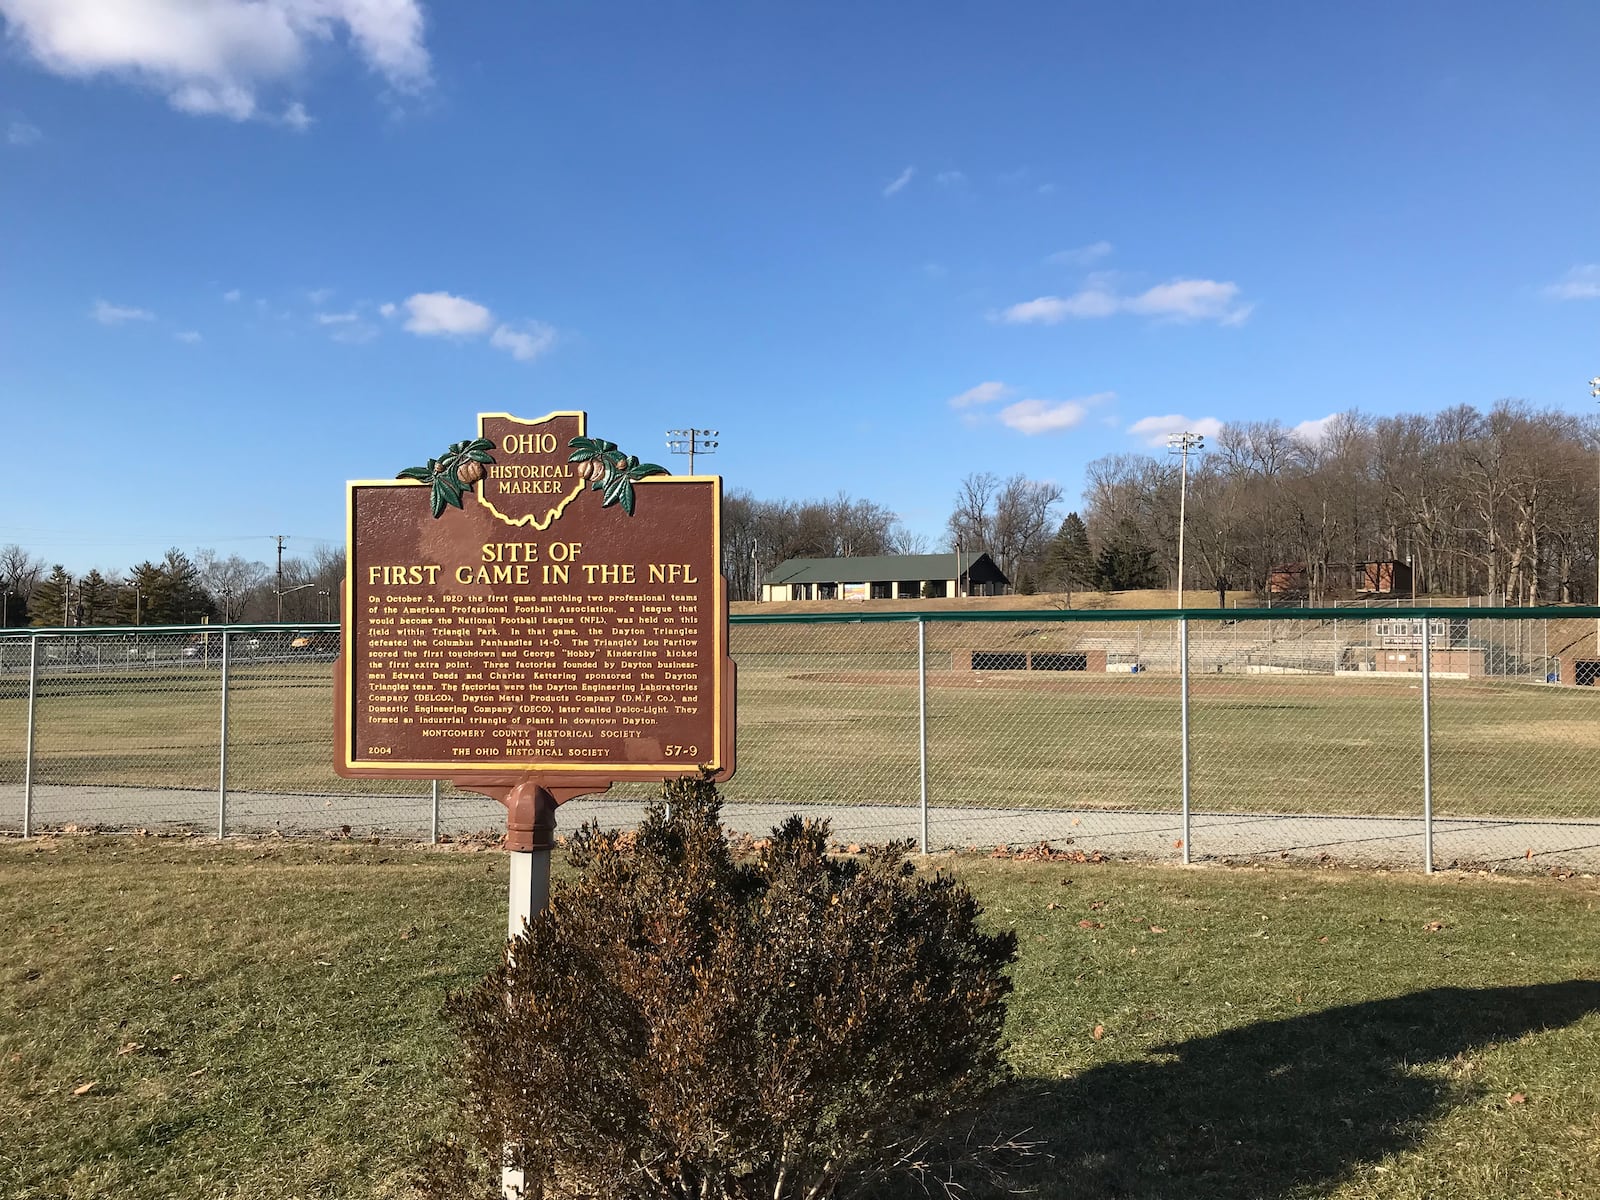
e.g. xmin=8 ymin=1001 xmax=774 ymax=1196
xmin=398 ymin=438 xmax=497 ymax=519
xmin=568 ymin=437 xmax=667 ymax=516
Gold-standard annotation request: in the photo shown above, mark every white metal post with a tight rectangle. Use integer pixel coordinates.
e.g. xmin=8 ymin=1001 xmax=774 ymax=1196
xmin=23 ymin=635 xmax=38 ymax=838
xmin=918 ymin=618 xmax=929 ymax=854
xmin=218 ymin=630 xmax=230 ymax=838
xmin=431 ymin=780 xmax=441 ymax=844
xmin=1179 ymin=617 xmax=1192 ymax=864
xmin=504 ymin=845 xmax=552 ymax=1200
xmin=1421 ymin=622 xmax=1434 ymax=874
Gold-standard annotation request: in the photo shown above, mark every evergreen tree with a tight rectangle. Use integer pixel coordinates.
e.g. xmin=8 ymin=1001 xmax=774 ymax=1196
xmin=113 ymin=562 xmax=163 ymax=625
xmin=125 ymin=549 xmax=217 ymax=625
xmin=1094 ymin=520 xmax=1162 ymax=591
xmin=1045 ymin=512 xmax=1095 ymax=591
xmin=29 ymin=565 xmax=71 ymax=627
xmin=77 ymin=569 xmax=119 ymax=625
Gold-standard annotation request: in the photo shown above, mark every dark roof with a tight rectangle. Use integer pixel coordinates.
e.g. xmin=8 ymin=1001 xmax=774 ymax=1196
xmin=765 ymin=553 xmax=1006 ymax=586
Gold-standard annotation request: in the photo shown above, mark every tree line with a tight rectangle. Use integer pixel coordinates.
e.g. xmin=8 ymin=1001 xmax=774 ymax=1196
xmin=1079 ymin=401 xmax=1600 ymax=603
xmin=11 ymin=399 xmax=1594 ymax=622
xmin=0 ymin=544 xmax=345 ymax=628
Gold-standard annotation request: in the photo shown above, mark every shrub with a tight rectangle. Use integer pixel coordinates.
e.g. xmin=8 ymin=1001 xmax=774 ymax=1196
xmin=426 ymin=774 xmax=1018 ymax=1199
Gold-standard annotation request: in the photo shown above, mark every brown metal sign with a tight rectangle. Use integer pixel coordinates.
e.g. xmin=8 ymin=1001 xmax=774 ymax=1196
xmin=335 ymin=410 xmax=734 ymax=807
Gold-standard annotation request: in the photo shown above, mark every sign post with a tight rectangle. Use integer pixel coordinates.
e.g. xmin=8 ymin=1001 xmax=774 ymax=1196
xmin=336 ymin=411 xmax=735 ymax=1189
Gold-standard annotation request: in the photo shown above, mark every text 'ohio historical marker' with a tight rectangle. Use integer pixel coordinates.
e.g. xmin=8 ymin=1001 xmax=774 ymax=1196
xmin=336 ymin=410 xmax=734 ymax=806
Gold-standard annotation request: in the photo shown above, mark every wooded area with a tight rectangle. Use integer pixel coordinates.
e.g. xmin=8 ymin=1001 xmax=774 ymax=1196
xmin=1081 ymin=402 xmax=1600 ymax=603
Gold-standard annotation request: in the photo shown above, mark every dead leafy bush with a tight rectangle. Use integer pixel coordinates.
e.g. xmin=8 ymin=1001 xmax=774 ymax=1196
xmin=425 ymin=774 xmax=1018 ymax=1199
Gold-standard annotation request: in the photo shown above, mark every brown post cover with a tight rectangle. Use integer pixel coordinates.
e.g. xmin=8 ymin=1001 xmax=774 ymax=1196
xmin=335 ymin=410 xmax=734 ymax=841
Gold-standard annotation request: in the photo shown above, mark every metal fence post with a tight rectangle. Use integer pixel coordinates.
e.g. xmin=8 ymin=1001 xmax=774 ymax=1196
xmin=23 ymin=635 xmax=38 ymax=838
xmin=431 ymin=780 xmax=441 ymax=845
xmin=1421 ymin=621 xmax=1434 ymax=874
xmin=917 ymin=618 xmax=929 ymax=855
xmin=218 ymin=630 xmax=231 ymax=838
xmin=1180 ymin=616 xmax=1192 ymax=865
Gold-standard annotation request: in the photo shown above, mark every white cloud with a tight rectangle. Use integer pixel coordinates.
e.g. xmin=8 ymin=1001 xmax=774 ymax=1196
xmin=6 ymin=118 xmax=41 ymax=145
xmin=1291 ymin=413 xmax=1338 ymax=443
xmin=1544 ymin=264 xmax=1600 ymax=301
xmin=490 ymin=321 xmax=557 ymax=363
xmin=378 ymin=301 xmax=397 ymax=318
xmin=1124 ymin=278 xmax=1252 ymax=325
xmin=1126 ymin=414 xmax=1224 ymax=448
xmin=882 ymin=165 xmax=914 ymax=197
xmin=935 ymin=169 xmax=966 ymax=187
xmin=0 ymin=0 xmax=431 ymax=124
xmin=175 ymin=329 xmax=201 ymax=343
xmin=314 ymin=310 xmax=358 ymax=325
xmin=1046 ymin=241 xmax=1113 ymax=267
xmin=307 ymin=286 xmax=334 ymax=305
xmin=948 ymin=381 xmax=1013 ymax=409
xmin=998 ymin=277 xmax=1250 ymax=326
xmin=91 ymin=299 xmax=154 ymax=324
xmin=999 ymin=398 xmax=1093 ymax=436
xmin=998 ymin=290 xmax=1119 ymax=324
xmin=401 ymin=291 xmax=493 ymax=336
xmin=281 ymin=100 xmax=311 ymax=131
xmin=222 ymin=288 xmax=241 ymax=302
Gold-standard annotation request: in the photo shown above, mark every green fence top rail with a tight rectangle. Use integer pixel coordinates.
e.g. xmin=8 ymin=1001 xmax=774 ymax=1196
xmin=0 ymin=622 xmax=340 ymax=637
xmin=5 ymin=606 xmax=1600 ymax=637
xmin=726 ymin=605 xmax=1600 ymax=625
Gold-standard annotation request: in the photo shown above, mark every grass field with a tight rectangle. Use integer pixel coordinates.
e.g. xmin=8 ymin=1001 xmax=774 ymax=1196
xmin=3 ymin=637 xmax=1597 ymax=824
xmin=2 ymin=837 xmax=1597 ymax=1198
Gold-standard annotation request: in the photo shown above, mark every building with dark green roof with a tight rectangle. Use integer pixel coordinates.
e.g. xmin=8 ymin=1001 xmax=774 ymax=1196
xmin=759 ymin=552 xmax=1009 ymax=602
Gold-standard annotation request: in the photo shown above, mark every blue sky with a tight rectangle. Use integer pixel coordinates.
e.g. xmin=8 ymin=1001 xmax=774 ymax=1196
xmin=5 ymin=1 xmax=1600 ymax=575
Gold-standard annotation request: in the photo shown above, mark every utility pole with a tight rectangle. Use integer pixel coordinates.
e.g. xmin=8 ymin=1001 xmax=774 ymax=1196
xmin=274 ymin=535 xmax=288 ymax=623
xmin=1166 ymin=432 xmax=1205 ymax=607
xmin=666 ymin=428 xmax=718 ymax=474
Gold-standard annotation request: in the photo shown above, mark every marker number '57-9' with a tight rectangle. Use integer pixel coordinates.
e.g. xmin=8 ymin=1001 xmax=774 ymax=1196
xmin=665 ymin=745 xmax=699 ymax=758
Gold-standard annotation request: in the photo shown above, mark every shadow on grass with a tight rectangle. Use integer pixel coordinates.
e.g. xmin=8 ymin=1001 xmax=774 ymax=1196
xmin=937 ymin=981 xmax=1600 ymax=1199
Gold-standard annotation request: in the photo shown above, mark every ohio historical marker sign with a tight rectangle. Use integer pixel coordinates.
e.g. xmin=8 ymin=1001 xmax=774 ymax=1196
xmin=336 ymin=411 xmax=734 ymax=796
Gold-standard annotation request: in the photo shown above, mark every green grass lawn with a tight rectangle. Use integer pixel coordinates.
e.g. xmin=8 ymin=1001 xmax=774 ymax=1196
xmin=2 ymin=837 xmax=1597 ymax=1198
xmin=3 ymin=656 xmax=1597 ymax=821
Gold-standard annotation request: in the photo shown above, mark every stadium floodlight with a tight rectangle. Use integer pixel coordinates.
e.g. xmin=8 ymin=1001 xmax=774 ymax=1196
xmin=1166 ymin=432 xmax=1205 ymax=608
xmin=1592 ymin=380 xmax=1600 ymax=648
xmin=666 ymin=428 xmax=719 ymax=474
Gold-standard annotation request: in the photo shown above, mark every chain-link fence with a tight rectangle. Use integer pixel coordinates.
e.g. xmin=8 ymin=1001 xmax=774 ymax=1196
xmin=3 ymin=609 xmax=1598 ymax=871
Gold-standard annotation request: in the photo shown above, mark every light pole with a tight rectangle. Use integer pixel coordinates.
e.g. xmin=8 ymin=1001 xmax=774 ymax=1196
xmin=666 ymin=428 xmax=718 ymax=474
xmin=317 ymin=588 xmax=331 ymax=621
xmin=1167 ymin=432 xmax=1205 ymax=607
xmin=276 ymin=582 xmax=314 ymax=622
xmin=1591 ymin=376 xmax=1599 ymax=649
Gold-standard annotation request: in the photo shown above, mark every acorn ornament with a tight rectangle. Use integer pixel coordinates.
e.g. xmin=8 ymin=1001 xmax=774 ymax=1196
xmin=398 ymin=436 xmax=497 ymax=518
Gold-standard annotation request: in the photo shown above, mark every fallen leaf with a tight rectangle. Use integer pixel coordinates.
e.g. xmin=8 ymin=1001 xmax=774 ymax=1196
xmin=1509 ymin=1092 xmax=1527 ymax=1105
xmin=169 ymin=974 xmax=185 ymax=984
xmin=1091 ymin=1025 xmax=1104 ymax=1041
xmin=1173 ymin=839 xmax=1184 ymax=850
xmin=1424 ymin=920 xmax=1445 ymax=933
xmin=1526 ymin=848 xmax=1533 ymax=860
xmin=1149 ymin=925 xmax=1167 ymax=934
xmin=1077 ymin=919 xmax=1104 ymax=930
xmin=116 ymin=1042 xmax=144 ymax=1057
xmin=187 ymin=1067 xmax=207 ymax=1078
xmin=1318 ymin=936 xmax=1329 ymax=943
xmin=399 ymin=926 xmax=417 ymax=941
xmin=1070 ymin=817 xmax=1081 ymax=827
xmin=1046 ymin=902 xmax=1061 ymax=911
xmin=846 ymin=844 xmax=861 ymax=855
xmin=73 ymin=1081 xmax=98 ymax=1096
